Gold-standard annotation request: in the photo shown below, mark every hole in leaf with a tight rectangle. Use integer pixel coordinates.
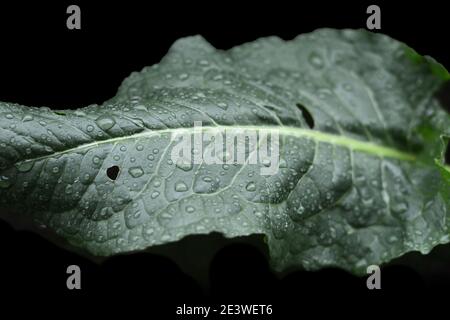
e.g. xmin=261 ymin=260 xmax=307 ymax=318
xmin=107 ymin=165 xmax=120 ymax=180
xmin=296 ymin=103 xmax=314 ymax=129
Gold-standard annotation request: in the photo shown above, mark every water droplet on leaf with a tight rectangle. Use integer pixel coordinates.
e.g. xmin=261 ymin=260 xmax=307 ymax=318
xmin=95 ymin=115 xmax=116 ymax=131
xmin=129 ymin=166 xmax=144 ymax=178
xmin=175 ymin=181 xmax=188 ymax=192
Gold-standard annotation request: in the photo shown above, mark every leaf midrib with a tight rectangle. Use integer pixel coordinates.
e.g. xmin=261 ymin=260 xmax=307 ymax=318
xmin=18 ymin=125 xmax=416 ymax=164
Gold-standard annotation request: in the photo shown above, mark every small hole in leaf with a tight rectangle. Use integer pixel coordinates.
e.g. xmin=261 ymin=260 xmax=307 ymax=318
xmin=297 ymin=103 xmax=314 ymax=129
xmin=107 ymin=165 xmax=120 ymax=180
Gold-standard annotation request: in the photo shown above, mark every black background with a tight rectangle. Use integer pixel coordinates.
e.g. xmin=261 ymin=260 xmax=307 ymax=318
xmin=0 ymin=1 xmax=449 ymax=317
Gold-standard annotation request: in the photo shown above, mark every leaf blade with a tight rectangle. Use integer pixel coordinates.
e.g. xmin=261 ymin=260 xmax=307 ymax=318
xmin=0 ymin=29 xmax=449 ymax=274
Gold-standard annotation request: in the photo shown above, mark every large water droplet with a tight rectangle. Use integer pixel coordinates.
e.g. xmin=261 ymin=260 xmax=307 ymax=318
xmin=245 ymin=182 xmax=256 ymax=192
xmin=129 ymin=166 xmax=144 ymax=178
xmin=176 ymin=160 xmax=193 ymax=171
xmin=175 ymin=181 xmax=188 ymax=192
xmin=151 ymin=191 xmax=160 ymax=199
xmin=22 ymin=115 xmax=34 ymax=122
xmin=16 ymin=160 xmax=34 ymax=172
xmin=203 ymin=176 xmax=213 ymax=183
xmin=95 ymin=115 xmax=116 ymax=130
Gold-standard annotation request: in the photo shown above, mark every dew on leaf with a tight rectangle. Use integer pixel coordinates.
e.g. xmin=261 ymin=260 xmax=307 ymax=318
xmin=129 ymin=166 xmax=144 ymax=178
xmin=178 ymin=73 xmax=189 ymax=80
xmin=175 ymin=181 xmax=188 ymax=192
xmin=151 ymin=191 xmax=160 ymax=199
xmin=95 ymin=115 xmax=116 ymax=130
xmin=203 ymin=176 xmax=213 ymax=182
xmin=16 ymin=160 xmax=34 ymax=172
xmin=22 ymin=115 xmax=34 ymax=122
xmin=217 ymin=102 xmax=228 ymax=110
xmin=308 ymin=51 xmax=324 ymax=68
xmin=245 ymin=182 xmax=256 ymax=192
xmin=176 ymin=160 xmax=193 ymax=171
xmin=144 ymin=227 xmax=154 ymax=236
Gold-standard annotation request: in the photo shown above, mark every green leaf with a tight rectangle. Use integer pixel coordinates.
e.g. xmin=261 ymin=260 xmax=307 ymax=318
xmin=0 ymin=29 xmax=449 ymax=274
